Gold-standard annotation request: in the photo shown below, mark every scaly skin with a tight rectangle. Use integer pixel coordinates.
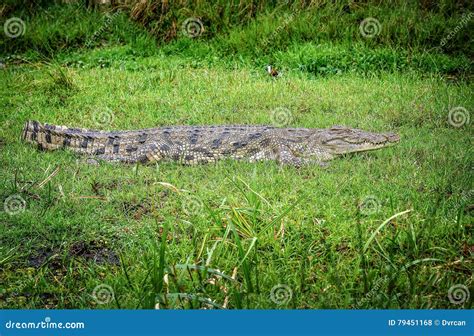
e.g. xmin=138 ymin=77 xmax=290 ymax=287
xmin=22 ymin=120 xmax=400 ymax=166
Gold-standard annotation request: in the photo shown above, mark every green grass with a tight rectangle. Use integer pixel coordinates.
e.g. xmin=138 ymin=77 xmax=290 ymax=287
xmin=3 ymin=1 xmax=473 ymax=55
xmin=0 ymin=51 xmax=472 ymax=309
xmin=0 ymin=1 xmax=472 ymax=309
xmin=1 ymin=1 xmax=473 ymax=74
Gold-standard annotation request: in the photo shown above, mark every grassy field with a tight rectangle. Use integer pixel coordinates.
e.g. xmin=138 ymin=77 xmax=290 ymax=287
xmin=0 ymin=2 xmax=473 ymax=309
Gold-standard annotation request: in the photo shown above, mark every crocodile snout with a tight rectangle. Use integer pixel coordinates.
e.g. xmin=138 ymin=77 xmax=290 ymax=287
xmin=385 ymin=133 xmax=400 ymax=143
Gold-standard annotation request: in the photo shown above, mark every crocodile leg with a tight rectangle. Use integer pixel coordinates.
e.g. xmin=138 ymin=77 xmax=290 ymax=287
xmin=276 ymin=144 xmax=329 ymax=167
xmin=276 ymin=145 xmax=298 ymax=166
xmin=182 ymin=147 xmax=217 ymax=165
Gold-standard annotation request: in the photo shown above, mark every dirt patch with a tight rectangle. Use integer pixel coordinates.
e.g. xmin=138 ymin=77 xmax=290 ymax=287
xmin=68 ymin=240 xmax=119 ymax=265
xmin=90 ymin=179 xmax=123 ymax=196
xmin=120 ymin=198 xmax=154 ymax=220
xmin=28 ymin=247 xmax=57 ymax=268
xmin=28 ymin=240 xmax=119 ymax=268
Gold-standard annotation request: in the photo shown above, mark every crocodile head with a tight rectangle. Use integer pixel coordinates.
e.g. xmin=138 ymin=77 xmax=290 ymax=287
xmin=320 ymin=126 xmax=400 ymax=156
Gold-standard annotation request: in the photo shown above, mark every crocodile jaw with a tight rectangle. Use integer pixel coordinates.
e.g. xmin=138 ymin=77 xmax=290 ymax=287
xmin=321 ymin=129 xmax=400 ymax=156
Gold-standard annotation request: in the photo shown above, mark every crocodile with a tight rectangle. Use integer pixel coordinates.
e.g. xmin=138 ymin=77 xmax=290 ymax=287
xmin=22 ymin=120 xmax=399 ymax=166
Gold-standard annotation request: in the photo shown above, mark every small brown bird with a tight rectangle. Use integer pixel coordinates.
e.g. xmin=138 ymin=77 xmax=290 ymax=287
xmin=266 ymin=65 xmax=280 ymax=77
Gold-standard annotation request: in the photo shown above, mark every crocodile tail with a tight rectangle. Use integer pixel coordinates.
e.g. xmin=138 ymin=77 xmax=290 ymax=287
xmin=22 ymin=120 xmax=156 ymax=158
xmin=22 ymin=120 xmax=41 ymax=143
xmin=22 ymin=120 xmax=63 ymax=150
xmin=22 ymin=120 xmax=113 ymax=154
